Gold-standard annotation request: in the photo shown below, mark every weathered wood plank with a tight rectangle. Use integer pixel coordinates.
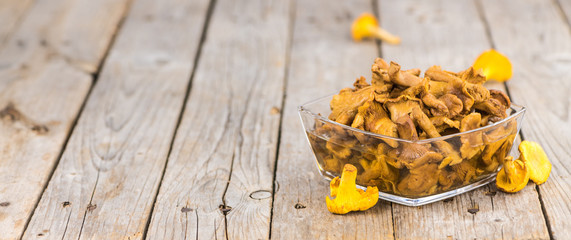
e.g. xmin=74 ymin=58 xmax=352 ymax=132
xmin=21 ymin=0 xmax=210 ymax=238
xmin=0 ymin=0 xmax=33 ymax=46
xmin=378 ymin=0 xmax=549 ymax=239
xmin=145 ymin=0 xmax=291 ymax=239
xmin=270 ymin=1 xmax=395 ymax=239
xmin=557 ymin=0 xmax=571 ymax=27
xmin=481 ymin=0 xmax=571 ymax=238
xmin=0 ymin=0 xmax=130 ymax=239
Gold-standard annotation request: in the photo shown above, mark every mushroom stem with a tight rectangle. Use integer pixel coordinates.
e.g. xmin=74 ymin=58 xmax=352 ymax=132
xmin=368 ymin=26 xmax=401 ymax=44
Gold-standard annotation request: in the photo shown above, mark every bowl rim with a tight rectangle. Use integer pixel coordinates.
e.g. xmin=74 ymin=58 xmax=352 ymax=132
xmin=298 ymin=94 xmax=526 ymax=143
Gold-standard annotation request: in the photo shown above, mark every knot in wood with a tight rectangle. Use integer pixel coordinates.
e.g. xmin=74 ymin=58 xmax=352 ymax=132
xmin=219 ymin=204 xmax=232 ymax=215
xmin=249 ymin=190 xmax=272 ymax=200
xmin=87 ymin=203 xmax=97 ymax=212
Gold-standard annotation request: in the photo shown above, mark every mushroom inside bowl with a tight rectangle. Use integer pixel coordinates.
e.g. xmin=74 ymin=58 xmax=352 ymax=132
xmin=298 ymin=95 xmax=525 ymax=206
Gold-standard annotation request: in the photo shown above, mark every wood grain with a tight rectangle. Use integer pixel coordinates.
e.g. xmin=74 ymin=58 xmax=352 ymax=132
xmin=480 ymin=0 xmax=571 ymax=238
xmin=377 ymin=0 xmax=550 ymax=239
xmin=20 ymin=0 xmax=210 ymax=238
xmin=556 ymin=0 xmax=571 ymax=27
xmin=145 ymin=0 xmax=291 ymax=239
xmin=0 ymin=0 xmax=33 ymax=47
xmin=270 ymin=0 xmax=395 ymax=239
xmin=0 ymin=0 xmax=130 ymax=239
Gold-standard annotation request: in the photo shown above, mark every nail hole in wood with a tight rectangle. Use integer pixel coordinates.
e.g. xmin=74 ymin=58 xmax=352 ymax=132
xmin=32 ymin=125 xmax=49 ymax=134
xmin=484 ymin=191 xmax=496 ymax=196
xmin=294 ymin=203 xmax=306 ymax=209
xmin=181 ymin=207 xmax=193 ymax=213
xmin=0 ymin=202 xmax=10 ymax=207
xmin=62 ymin=201 xmax=70 ymax=207
xmin=467 ymin=204 xmax=479 ymax=214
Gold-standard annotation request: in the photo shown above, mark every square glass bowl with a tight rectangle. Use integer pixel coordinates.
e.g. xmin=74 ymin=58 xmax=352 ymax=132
xmin=298 ymin=95 xmax=525 ymax=206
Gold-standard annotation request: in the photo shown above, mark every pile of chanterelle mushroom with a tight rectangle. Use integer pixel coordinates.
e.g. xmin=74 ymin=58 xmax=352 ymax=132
xmin=308 ymin=58 xmax=517 ymax=197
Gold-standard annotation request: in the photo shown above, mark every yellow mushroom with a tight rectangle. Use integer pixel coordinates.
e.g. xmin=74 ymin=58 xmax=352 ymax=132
xmin=351 ymin=13 xmax=401 ymax=44
xmin=519 ymin=141 xmax=552 ymax=185
xmin=472 ymin=49 xmax=512 ymax=82
xmin=496 ymin=156 xmax=529 ymax=193
xmin=326 ymin=164 xmax=379 ymax=214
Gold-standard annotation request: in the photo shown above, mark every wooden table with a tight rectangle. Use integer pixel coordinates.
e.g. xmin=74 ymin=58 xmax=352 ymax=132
xmin=0 ymin=0 xmax=569 ymax=239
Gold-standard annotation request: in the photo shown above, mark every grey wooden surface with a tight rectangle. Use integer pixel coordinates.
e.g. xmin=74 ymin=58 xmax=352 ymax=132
xmin=0 ymin=0 xmax=569 ymax=239
xmin=0 ymin=0 xmax=130 ymax=238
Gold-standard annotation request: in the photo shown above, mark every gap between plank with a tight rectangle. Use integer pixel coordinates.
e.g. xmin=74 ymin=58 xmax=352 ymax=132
xmin=16 ymin=1 xmax=136 ymax=237
xmin=474 ymin=0 xmax=496 ymax=49
xmin=535 ymin=2 xmax=568 ymax=239
xmin=474 ymin=0 xmax=554 ymax=239
xmin=536 ymin=184 xmax=555 ymax=240
xmin=267 ymin=0 xmax=297 ymax=238
xmin=553 ymin=0 xmax=571 ymax=33
xmin=373 ymin=0 xmax=397 ymax=239
xmin=68 ymin=1 xmax=141 ymax=238
xmin=140 ymin=0 xmax=218 ymax=238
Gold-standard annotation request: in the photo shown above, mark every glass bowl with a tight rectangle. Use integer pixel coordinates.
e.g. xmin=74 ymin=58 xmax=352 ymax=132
xmin=298 ymin=95 xmax=525 ymax=206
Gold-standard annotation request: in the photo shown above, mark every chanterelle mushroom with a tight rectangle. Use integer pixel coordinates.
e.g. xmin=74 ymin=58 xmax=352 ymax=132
xmin=329 ymin=82 xmax=373 ymax=125
xmin=397 ymin=163 xmax=440 ymax=196
xmin=472 ymin=49 xmax=513 ymax=82
xmin=388 ymin=61 xmax=423 ymax=87
xmin=496 ymin=156 xmax=529 ymax=193
xmin=352 ymin=100 xmax=399 ymax=147
xmin=327 ymin=164 xmax=379 ymax=214
xmin=437 ymin=94 xmax=463 ymax=118
xmin=351 ymin=13 xmax=401 ymax=44
xmin=315 ymin=58 xmax=515 ymax=198
xmin=459 ymin=113 xmax=484 ymax=159
xmin=519 ymin=141 xmax=552 ymax=185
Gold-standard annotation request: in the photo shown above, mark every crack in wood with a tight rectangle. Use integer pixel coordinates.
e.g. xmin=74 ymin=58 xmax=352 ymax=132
xmin=76 ymin=171 xmax=101 ymax=239
xmin=218 ymin=51 xmax=259 ymax=239
xmin=60 ymin=208 xmax=73 ymax=240
xmin=194 ymin=210 xmax=199 ymax=240
xmin=268 ymin=1 xmax=298 ymax=239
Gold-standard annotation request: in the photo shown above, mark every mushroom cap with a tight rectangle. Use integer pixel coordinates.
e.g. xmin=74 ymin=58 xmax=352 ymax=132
xmin=473 ymin=49 xmax=513 ymax=82
xmin=351 ymin=13 xmax=379 ymax=41
xmin=519 ymin=141 xmax=552 ymax=185
xmin=460 ymin=67 xmax=487 ymax=84
xmin=439 ymin=94 xmax=464 ymax=118
xmin=496 ymin=156 xmax=530 ymax=193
